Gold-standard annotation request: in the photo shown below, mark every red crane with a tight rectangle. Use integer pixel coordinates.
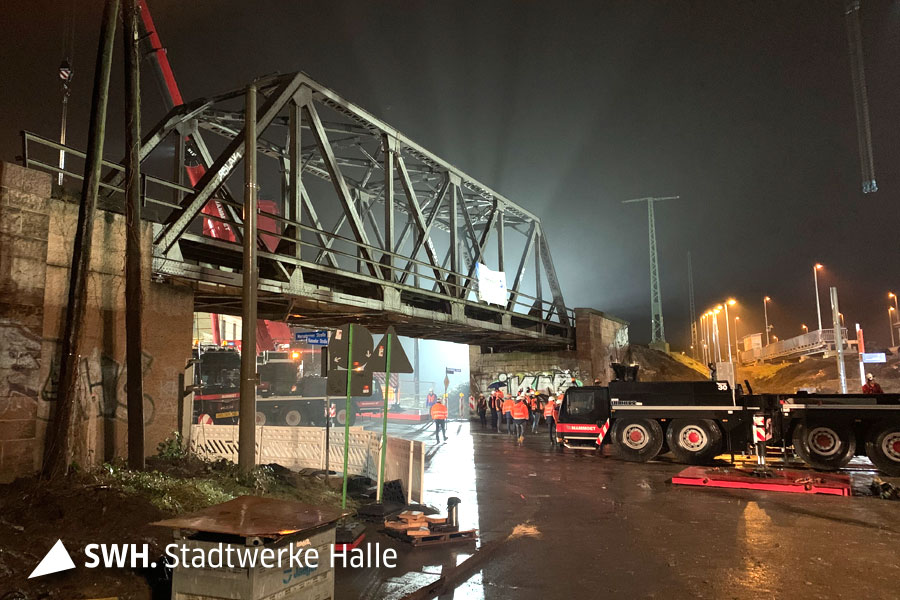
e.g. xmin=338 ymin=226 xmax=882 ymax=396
xmin=137 ymin=0 xmax=291 ymax=351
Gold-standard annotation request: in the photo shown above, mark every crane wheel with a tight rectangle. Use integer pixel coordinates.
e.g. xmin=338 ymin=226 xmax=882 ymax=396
xmin=792 ymin=421 xmax=855 ymax=471
xmin=865 ymin=422 xmax=900 ymax=477
xmin=666 ymin=419 xmax=723 ymax=465
xmin=282 ymin=408 xmax=304 ymax=427
xmin=610 ymin=418 xmax=663 ymax=462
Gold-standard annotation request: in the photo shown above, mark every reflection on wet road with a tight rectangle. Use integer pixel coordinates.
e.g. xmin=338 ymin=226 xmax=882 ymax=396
xmin=343 ymin=419 xmax=900 ymax=600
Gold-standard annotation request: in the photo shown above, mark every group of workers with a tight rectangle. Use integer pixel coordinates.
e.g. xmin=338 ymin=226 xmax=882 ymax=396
xmin=429 ymin=386 xmax=563 ymax=444
xmin=474 ymin=387 xmax=561 ymax=444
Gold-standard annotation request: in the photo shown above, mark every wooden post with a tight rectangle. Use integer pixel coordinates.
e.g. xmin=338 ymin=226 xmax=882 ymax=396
xmin=43 ymin=0 xmax=120 ymax=479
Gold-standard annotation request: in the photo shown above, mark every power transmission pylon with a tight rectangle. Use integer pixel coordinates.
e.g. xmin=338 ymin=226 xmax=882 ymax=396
xmin=845 ymin=0 xmax=877 ymax=193
xmin=623 ymin=196 xmax=679 ymax=352
xmin=688 ymin=251 xmax=699 ymax=359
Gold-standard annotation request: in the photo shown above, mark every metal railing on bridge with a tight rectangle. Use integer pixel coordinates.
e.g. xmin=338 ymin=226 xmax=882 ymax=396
xmin=739 ymin=328 xmax=850 ymax=364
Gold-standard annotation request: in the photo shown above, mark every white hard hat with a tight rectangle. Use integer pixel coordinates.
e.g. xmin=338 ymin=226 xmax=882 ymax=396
xmin=866 ymin=373 xmax=874 ymax=380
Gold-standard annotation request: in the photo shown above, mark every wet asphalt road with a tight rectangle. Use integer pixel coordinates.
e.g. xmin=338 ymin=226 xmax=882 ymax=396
xmin=343 ymin=419 xmax=900 ymax=599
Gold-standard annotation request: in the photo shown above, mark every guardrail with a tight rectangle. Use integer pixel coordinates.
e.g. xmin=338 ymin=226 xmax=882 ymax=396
xmin=189 ymin=424 xmax=425 ymax=504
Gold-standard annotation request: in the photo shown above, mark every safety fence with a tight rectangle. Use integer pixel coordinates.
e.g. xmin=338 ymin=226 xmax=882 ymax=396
xmin=190 ymin=424 xmax=425 ymax=504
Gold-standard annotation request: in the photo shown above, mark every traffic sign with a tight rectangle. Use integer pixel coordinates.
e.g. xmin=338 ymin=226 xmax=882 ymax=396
xmin=294 ymin=330 xmax=329 ymax=345
xmin=446 ymin=367 xmax=461 ymax=374
xmin=862 ymin=352 xmax=886 ymax=364
xmin=326 ymin=324 xmax=375 ymax=396
xmin=369 ymin=326 xmax=414 ymax=373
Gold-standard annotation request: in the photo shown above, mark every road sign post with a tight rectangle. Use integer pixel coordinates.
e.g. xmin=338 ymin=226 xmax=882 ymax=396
xmin=376 ymin=333 xmax=392 ymax=503
xmin=341 ymin=324 xmax=354 ymax=509
xmin=368 ymin=326 xmax=413 ymax=505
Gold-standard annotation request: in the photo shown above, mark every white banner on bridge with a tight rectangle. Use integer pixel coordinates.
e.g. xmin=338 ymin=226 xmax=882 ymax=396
xmin=476 ymin=263 xmax=507 ymax=306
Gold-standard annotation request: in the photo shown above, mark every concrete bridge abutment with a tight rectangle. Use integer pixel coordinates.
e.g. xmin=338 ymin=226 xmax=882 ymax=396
xmin=470 ymin=308 xmax=628 ymax=394
xmin=0 ymin=162 xmax=194 ymax=482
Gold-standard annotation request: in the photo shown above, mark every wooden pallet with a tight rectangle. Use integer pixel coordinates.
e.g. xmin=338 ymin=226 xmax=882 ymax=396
xmin=409 ymin=528 xmax=477 ymax=547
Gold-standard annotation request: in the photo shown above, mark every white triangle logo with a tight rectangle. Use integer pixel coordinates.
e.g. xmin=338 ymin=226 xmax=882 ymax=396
xmin=28 ymin=539 xmax=76 ymax=579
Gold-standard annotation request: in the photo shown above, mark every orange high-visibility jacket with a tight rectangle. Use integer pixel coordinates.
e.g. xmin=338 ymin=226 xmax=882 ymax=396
xmin=543 ymin=399 xmax=555 ymax=417
xmin=502 ymin=398 xmax=515 ymax=414
xmin=430 ymin=403 xmax=448 ymax=420
xmin=529 ymin=396 xmax=538 ymax=410
xmin=511 ymin=401 xmax=529 ymax=420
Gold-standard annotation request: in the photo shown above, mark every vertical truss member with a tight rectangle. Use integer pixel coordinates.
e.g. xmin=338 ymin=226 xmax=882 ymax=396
xmin=845 ymin=0 xmax=877 ymax=194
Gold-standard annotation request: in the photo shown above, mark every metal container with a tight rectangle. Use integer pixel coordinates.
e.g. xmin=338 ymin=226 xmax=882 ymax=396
xmin=153 ymin=496 xmax=343 ymax=600
xmin=170 ymin=526 xmax=335 ymax=600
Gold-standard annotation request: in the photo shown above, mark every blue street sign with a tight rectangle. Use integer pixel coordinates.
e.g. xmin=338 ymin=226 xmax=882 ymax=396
xmin=861 ymin=352 xmax=886 ymax=364
xmin=294 ymin=330 xmax=329 ymax=345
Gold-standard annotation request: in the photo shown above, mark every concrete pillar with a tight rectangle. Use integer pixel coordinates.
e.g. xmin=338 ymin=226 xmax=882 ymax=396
xmin=575 ymin=308 xmax=629 ymax=385
xmin=0 ymin=163 xmax=51 ymax=481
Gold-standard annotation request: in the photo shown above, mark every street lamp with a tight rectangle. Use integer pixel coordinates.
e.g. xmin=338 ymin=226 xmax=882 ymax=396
xmin=713 ymin=307 xmax=723 ymax=362
xmin=722 ymin=299 xmax=736 ymax=362
xmin=890 ymin=307 xmax=897 ymax=347
xmin=801 ymin=324 xmax=808 ymax=333
xmin=890 ymin=292 xmax=898 ymax=313
xmin=813 ymin=264 xmax=824 ymax=331
xmin=763 ymin=296 xmax=771 ymax=346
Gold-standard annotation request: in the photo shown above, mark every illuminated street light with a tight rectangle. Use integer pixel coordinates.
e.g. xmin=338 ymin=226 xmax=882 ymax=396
xmin=801 ymin=324 xmax=808 ymax=333
xmin=890 ymin=307 xmax=897 ymax=347
xmin=722 ymin=299 xmax=736 ymax=363
xmin=814 ymin=263 xmax=824 ymax=331
xmin=712 ymin=307 xmax=722 ymax=362
xmin=763 ymin=296 xmax=771 ymax=346
xmin=890 ymin=292 xmax=898 ymax=314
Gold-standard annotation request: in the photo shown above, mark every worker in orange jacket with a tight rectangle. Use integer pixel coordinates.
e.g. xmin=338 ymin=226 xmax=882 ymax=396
xmin=544 ymin=395 xmax=557 ymax=444
xmin=512 ymin=395 xmax=530 ymax=443
xmin=430 ymin=397 xmax=448 ymax=443
xmin=529 ymin=392 xmax=541 ymax=433
xmin=501 ymin=394 xmax=516 ymax=436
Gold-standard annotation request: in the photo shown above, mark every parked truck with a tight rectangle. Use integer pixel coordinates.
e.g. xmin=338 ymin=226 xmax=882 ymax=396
xmin=556 ymin=368 xmax=900 ymax=476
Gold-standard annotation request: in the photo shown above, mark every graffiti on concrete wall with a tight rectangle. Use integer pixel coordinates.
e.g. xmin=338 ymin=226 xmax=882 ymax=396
xmin=0 ymin=318 xmax=42 ymax=418
xmin=494 ymin=368 xmax=587 ymax=397
xmin=41 ymin=345 xmax=156 ymax=425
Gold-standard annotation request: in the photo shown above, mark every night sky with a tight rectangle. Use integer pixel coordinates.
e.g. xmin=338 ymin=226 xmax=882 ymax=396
xmin=2 ymin=1 xmax=899 ymax=349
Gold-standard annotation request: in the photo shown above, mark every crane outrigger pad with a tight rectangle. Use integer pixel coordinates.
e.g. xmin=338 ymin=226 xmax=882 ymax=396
xmin=672 ymin=466 xmax=851 ymax=496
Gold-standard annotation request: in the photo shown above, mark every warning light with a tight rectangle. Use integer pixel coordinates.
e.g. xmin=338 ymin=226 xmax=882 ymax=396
xmin=291 ymin=351 xmax=301 ymax=360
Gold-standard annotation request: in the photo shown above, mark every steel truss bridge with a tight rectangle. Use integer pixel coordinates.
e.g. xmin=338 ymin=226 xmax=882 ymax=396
xmin=23 ymin=72 xmax=575 ymax=350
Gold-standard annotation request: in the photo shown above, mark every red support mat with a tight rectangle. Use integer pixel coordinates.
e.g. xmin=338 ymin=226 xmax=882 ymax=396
xmin=672 ymin=466 xmax=852 ymax=496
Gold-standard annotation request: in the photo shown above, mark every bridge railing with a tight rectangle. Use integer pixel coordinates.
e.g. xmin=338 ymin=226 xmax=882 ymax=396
xmin=738 ymin=328 xmax=849 ymax=364
xmin=21 ymin=131 xmax=575 ymax=334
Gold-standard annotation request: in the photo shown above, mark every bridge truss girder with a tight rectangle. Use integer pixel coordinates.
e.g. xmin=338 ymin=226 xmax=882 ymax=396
xmin=24 ymin=71 xmax=574 ymax=349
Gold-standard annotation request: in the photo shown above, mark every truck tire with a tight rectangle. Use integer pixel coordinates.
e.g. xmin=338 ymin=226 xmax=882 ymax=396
xmin=666 ymin=419 xmax=723 ymax=465
xmin=792 ymin=422 xmax=855 ymax=471
xmin=865 ymin=422 xmax=900 ymax=477
xmin=255 ymin=411 xmax=267 ymax=426
xmin=282 ymin=408 xmax=304 ymax=427
xmin=610 ymin=418 xmax=663 ymax=462
xmin=335 ymin=406 xmax=357 ymax=427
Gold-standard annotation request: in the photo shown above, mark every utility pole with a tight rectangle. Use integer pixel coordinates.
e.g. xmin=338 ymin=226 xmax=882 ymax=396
xmin=814 ymin=264 xmax=824 ymax=331
xmin=123 ymin=0 xmax=144 ymax=469
xmin=623 ymin=196 xmax=679 ymax=352
xmin=57 ymin=2 xmax=75 ymax=185
xmin=238 ymin=84 xmax=259 ymax=474
xmin=43 ymin=0 xmax=120 ymax=479
xmin=844 ymin=0 xmax=877 ymax=193
xmin=687 ymin=252 xmax=698 ymax=359
xmin=830 ymin=287 xmax=848 ymax=393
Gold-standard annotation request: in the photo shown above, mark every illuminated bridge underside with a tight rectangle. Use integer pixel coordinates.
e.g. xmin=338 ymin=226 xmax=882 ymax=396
xmin=24 ymin=71 xmax=574 ymax=349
